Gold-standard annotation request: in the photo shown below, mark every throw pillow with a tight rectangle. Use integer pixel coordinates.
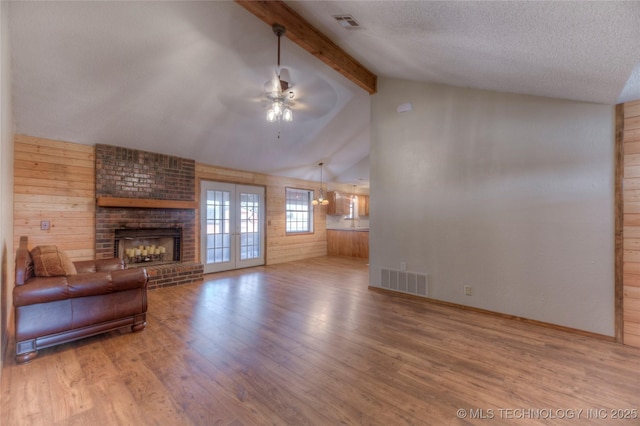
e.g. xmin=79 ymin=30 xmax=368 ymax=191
xmin=31 ymin=245 xmax=77 ymax=277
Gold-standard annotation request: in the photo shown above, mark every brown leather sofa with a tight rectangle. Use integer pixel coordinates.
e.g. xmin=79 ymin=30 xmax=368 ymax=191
xmin=13 ymin=236 xmax=148 ymax=363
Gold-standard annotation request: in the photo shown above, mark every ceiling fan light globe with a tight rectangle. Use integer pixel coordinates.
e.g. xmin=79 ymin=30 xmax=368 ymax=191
xmin=312 ymin=199 xmax=319 ymax=206
xmin=266 ymin=109 xmax=277 ymax=122
xmin=321 ymin=199 xmax=329 ymax=205
xmin=283 ymin=107 xmax=293 ymax=122
xmin=272 ymin=100 xmax=283 ymax=116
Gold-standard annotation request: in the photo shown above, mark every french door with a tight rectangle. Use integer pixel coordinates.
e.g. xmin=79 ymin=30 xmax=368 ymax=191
xmin=200 ymin=181 xmax=265 ymax=273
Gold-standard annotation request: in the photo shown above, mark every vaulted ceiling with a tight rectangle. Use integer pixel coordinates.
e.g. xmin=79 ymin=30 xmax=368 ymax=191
xmin=8 ymin=1 xmax=640 ymax=187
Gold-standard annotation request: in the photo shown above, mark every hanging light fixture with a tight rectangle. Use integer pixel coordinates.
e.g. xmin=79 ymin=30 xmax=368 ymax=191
xmin=266 ymin=24 xmax=293 ymax=123
xmin=312 ymin=162 xmax=330 ymax=206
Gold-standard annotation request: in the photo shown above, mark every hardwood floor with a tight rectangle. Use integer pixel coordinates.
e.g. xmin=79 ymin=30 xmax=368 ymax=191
xmin=2 ymin=256 xmax=639 ymax=425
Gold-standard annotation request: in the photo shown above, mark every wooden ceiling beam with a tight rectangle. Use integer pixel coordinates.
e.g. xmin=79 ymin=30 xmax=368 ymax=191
xmin=235 ymin=0 xmax=377 ymax=95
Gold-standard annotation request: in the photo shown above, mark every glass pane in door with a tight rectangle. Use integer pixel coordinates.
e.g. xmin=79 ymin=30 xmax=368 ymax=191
xmin=240 ymin=192 xmax=261 ymax=260
xmin=206 ymin=190 xmax=231 ymax=264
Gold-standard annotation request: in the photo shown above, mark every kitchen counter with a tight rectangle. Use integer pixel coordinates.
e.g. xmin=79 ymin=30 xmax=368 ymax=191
xmin=326 ymin=229 xmax=369 ymax=259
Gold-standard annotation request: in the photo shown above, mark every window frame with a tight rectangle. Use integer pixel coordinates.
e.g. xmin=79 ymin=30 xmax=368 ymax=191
xmin=285 ymin=187 xmax=315 ymax=235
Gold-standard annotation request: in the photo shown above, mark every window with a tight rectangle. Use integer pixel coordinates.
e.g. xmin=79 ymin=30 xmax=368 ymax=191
xmin=286 ymin=188 xmax=314 ymax=234
xmin=348 ymin=195 xmax=356 ymax=219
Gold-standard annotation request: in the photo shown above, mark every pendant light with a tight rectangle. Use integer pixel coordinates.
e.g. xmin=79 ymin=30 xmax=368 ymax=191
xmin=312 ymin=162 xmax=330 ymax=206
xmin=266 ymin=24 xmax=293 ymax=123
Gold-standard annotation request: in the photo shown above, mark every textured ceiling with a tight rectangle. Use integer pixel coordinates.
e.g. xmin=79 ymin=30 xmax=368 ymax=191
xmin=288 ymin=0 xmax=640 ymax=104
xmin=8 ymin=1 xmax=640 ymax=186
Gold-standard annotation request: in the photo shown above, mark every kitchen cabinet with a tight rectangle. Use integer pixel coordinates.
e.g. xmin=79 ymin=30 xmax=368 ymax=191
xmin=327 ymin=191 xmax=351 ymax=216
xmin=327 ymin=191 xmax=370 ymax=217
xmin=357 ymin=195 xmax=369 ymax=216
xmin=327 ymin=229 xmax=369 ymax=259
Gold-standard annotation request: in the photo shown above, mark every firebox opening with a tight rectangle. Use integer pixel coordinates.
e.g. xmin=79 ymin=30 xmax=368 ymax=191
xmin=114 ymin=228 xmax=182 ymax=267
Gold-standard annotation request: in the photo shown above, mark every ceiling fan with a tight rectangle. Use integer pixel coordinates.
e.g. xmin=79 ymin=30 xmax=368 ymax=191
xmin=218 ymin=24 xmax=339 ymax=125
xmin=259 ymin=23 xmax=342 ymax=125
xmin=265 ymin=24 xmax=294 ymax=123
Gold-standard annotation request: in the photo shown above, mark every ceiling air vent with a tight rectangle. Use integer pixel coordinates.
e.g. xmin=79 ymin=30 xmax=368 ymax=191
xmin=333 ymin=14 xmax=361 ymax=29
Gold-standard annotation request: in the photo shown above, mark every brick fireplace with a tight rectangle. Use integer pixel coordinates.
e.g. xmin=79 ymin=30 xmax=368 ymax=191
xmin=95 ymin=145 xmax=203 ymax=289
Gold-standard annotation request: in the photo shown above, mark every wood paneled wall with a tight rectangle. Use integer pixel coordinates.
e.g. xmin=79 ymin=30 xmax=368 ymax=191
xmin=622 ymin=100 xmax=640 ymax=348
xmin=13 ymin=135 xmax=95 ymax=260
xmin=196 ymin=163 xmax=327 ymax=265
xmin=13 ymin=135 xmax=328 ymax=267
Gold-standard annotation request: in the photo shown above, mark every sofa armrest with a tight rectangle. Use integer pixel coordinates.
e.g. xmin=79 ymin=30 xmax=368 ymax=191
xmin=13 ymin=276 xmax=69 ymax=306
xmin=15 ymin=236 xmax=34 ymax=285
xmin=112 ymin=268 xmax=148 ymax=291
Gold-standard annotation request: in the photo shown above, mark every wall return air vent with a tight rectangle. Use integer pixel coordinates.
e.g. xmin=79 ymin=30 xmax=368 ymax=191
xmin=380 ymin=268 xmax=428 ymax=297
xmin=333 ymin=14 xmax=361 ymax=29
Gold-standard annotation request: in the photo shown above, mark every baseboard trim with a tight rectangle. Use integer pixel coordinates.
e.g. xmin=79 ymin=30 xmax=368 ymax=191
xmin=368 ymin=286 xmax=615 ymax=343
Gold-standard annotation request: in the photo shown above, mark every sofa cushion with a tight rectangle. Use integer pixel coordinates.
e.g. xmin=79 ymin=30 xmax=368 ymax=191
xmin=31 ymin=245 xmax=77 ymax=277
xmin=74 ymin=258 xmax=125 ymax=274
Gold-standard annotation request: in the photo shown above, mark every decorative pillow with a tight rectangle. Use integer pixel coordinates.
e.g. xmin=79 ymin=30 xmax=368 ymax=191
xmin=31 ymin=245 xmax=77 ymax=277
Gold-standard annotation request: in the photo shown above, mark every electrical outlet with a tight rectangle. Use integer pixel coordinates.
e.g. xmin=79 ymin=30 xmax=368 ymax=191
xmin=400 ymin=261 xmax=407 ymax=271
xmin=40 ymin=220 xmax=51 ymax=231
xmin=464 ymin=285 xmax=472 ymax=296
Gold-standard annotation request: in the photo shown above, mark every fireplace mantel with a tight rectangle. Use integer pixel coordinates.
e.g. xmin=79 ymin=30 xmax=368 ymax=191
xmin=97 ymin=197 xmax=197 ymax=209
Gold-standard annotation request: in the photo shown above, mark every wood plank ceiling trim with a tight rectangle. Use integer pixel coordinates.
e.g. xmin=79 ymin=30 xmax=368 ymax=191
xmin=234 ymin=0 xmax=377 ymax=95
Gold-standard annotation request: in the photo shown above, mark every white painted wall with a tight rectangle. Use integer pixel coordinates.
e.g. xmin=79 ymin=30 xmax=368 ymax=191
xmin=1 ymin=0 xmax=15 ymax=368
xmin=370 ymin=78 xmax=615 ymax=336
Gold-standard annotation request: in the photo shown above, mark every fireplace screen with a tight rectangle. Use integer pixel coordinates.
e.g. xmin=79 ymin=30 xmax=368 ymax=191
xmin=114 ymin=228 xmax=182 ymax=266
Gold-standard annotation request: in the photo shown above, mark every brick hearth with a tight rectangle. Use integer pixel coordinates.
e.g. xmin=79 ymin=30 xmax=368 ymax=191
xmin=145 ymin=262 xmax=204 ymax=290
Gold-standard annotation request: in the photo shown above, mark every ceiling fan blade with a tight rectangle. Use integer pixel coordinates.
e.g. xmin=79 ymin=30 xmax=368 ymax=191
xmin=286 ymin=78 xmax=338 ymax=121
xmin=294 ymin=78 xmax=337 ymax=105
xmin=279 ymin=67 xmax=292 ymax=90
xmin=218 ymin=90 xmax=267 ymax=117
xmin=263 ymin=67 xmax=284 ymax=96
